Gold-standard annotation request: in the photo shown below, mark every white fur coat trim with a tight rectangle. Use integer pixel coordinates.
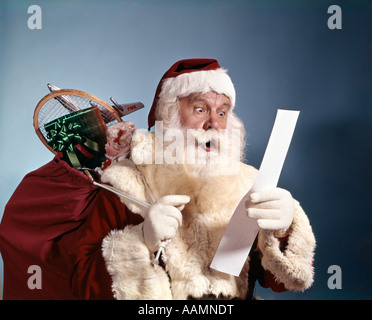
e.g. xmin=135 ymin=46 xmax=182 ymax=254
xmin=101 ymin=224 xmax=172 ymax=300
xmin=258 ymin=202 xmax=316 ymax=291
xmin=159 ymin=68 xmax=236 ymax=109
xmin=101 ymin=159 xmax=316 ymax=299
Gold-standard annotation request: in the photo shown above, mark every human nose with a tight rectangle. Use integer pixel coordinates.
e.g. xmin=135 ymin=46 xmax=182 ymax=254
xmin=203 ymin=113 xmax=220 ymax=131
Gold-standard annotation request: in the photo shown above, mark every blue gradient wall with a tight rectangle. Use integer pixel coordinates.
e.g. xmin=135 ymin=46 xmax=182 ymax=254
xmin=0 ymin=0 xmax=371 ymax=299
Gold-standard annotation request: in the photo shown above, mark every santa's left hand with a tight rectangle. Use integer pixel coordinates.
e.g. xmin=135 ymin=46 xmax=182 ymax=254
xmin=246 ymin=188 xmax=294 ymax=236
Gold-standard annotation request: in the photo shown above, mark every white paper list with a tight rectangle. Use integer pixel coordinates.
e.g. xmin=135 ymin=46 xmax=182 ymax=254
xmin=210 ymin=109 xmax=300 ymax=277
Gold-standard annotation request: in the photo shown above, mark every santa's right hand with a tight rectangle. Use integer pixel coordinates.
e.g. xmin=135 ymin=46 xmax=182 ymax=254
xmin=143 ymin=195 xmax=190 ymax=253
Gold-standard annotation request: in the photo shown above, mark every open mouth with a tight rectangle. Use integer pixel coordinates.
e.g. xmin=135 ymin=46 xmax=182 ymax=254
xmin=205 ymin=141 xmax=212 ymax=152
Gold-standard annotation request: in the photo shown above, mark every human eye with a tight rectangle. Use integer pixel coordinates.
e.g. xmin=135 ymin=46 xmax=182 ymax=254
xmin=194 ymin=105 xmax=206 ymax=115
xmin=217 ymin=107 xmax=229 ymax=118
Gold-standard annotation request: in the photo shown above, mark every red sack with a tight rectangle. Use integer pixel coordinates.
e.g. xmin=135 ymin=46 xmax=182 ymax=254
xmin=0 ymin=155 xmax=141 ymax=300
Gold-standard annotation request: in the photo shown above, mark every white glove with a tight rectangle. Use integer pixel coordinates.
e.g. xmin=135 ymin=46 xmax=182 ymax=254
xmin=143 ymin=195 xmax=190 ymax=252
xmin=246 ymin=188 xmax=294 ymax=236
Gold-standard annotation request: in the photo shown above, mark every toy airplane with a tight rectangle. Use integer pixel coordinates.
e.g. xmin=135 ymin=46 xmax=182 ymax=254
xmin=47 ymin=83 xmax=144 ymax=121
xmin=47 ymin=83 xmax=80 ymax=112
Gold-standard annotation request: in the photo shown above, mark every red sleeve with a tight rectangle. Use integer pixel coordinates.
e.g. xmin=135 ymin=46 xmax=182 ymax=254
xmin=259 ymin=235 xmax=288 ymax=293
xmin=69 ymin=188 xmax=143 ymax=299
xmin=247 ymin=236 xmax=288 ymax=298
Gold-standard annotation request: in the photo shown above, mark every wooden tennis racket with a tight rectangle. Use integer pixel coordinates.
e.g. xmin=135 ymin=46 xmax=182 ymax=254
xmin=33 ymin=88 xmax=122 ymax=154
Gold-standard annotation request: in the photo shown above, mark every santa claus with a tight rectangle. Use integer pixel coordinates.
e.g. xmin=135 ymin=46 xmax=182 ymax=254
xmin=0 ymin=58 xmax=315 ymax=300
xmin=99 ymin=59 xmax=316 ymax=300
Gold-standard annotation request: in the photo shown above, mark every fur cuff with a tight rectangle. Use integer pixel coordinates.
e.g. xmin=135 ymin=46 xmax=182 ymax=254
xmin=100 ymin=159 xmax=149 ymax=215
xmin=258 ymin=202 xmax=316 ymax=291
xmin=102 ymin=224 xmax=172 ymax=299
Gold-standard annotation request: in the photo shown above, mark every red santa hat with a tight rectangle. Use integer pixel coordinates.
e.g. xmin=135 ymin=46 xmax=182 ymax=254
xmin=148 ymin=58 xmax=236 ymax=128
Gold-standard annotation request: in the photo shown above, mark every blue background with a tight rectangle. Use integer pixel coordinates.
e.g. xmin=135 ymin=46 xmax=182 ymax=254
xmin=0 ymin=0 xmax=371 ymax=299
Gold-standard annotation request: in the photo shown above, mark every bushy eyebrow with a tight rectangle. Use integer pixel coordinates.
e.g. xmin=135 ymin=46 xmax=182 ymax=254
xmin=189 ymin=96 xmax=231 ymax=109
xmin=189 ymin=96 xmax=205 ymax=104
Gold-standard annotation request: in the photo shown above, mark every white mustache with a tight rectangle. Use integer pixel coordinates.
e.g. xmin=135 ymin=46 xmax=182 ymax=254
xmin=131 ymin=125 xmax=242 ymax=170
xmin=186 ymin=129 xmax=228 ymax=149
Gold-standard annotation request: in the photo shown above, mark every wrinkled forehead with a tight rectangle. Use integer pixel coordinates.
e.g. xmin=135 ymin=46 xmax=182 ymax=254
xmin=181 ymin=92 xmax=232 ymax=109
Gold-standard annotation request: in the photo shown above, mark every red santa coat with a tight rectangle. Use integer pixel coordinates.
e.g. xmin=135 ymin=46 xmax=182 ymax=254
xmin=0 ymin=156 xmax=293 ymax=300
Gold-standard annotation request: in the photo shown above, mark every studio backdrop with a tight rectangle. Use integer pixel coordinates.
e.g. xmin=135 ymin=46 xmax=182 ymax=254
xmin=0 ymin=0 xmax=371 ymax=299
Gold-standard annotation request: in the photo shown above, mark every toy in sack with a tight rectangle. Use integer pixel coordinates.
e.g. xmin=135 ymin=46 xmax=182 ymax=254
xmin=33 ymin=85 xmax=144 ymax=169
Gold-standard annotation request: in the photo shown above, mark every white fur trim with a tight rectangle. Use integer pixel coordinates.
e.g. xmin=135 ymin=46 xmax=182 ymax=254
xmin=100 ymin=159 xmax=150 ymax=215
xmin=101 ymin=224 xmax=172 ymax=299
xmin=101 ymin=152 xmax=317 ymax=297
xmin=159 ymin=68 xmax=236 ymax=107
xmin=130 ymin=129 xmax=155 ymax=166
xmin=257 ymin=201 xmax=316 ymax=291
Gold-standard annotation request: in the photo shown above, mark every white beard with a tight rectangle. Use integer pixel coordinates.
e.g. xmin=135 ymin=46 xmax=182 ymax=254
xmin=132 ymin=111 xmax=246 ymax=178
xmin=161 ymin=124 xmax=243 ymax=178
